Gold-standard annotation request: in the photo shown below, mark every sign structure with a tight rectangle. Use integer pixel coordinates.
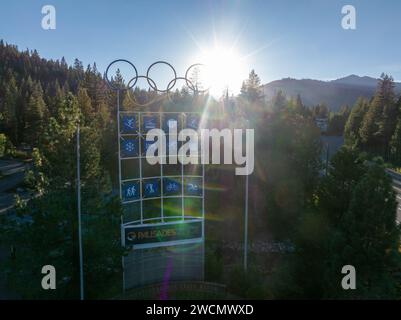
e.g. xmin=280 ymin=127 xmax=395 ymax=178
xmin=106 ymin=60 xmax=206 ymax=290
xmin=118 ymin=111 xmax=205 ymax=250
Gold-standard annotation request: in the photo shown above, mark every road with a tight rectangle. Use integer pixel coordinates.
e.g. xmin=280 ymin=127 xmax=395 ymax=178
xmin=0 ymin=159 xmax=29 ymax=212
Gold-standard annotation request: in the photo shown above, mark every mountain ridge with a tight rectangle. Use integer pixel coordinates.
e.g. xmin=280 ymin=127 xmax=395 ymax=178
xmin=262 ymin=75 xmax=401 ymax=111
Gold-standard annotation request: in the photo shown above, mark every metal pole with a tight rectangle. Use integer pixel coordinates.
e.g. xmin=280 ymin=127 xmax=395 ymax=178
xmin=325 ymin=142 xmax=329 ymax=176
xmin=244 ymin=119 xmax=249 ymax=272
xmin=117 ymin=90 xmax=126 ymax=293
xmin=244 ymin=172 xmax=249 ymax=271
xmin=202 ymin=160 xmax=205 ymax=280
xmin=77 ymin=124 xmax=84 ymax=300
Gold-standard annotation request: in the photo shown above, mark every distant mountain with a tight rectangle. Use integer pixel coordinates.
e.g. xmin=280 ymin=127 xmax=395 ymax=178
xmin=261 ymin=75 xmax=401 ymax=111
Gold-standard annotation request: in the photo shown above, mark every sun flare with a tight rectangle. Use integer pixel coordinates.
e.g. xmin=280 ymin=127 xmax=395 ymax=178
xmin=193 ymin=45 xmax=248 ymax=97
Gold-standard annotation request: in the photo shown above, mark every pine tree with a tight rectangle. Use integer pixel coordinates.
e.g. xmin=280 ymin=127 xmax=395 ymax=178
xmin=359 ymin=74 xmax=397 ymax=158
xmin=112 ymin=68 xmax=125 ymax=89
xmin=359 ymin=95 xmax=383 ymax=154
xmin=282 ymin=149 xmax=401 ymax=299
xmin=390 ymin=112 xmax=401 ymax=165
xmin=0 ymin=42 xmax=125 ymax=299
xmin=41 ymin=93 xmax=80 ymax=182
xmin=16 ymin=76 xmax=35 ymax=144
xmin=77 ymin=87 xmax=93 ymax=124
xmin=240 ymin=69 xmax=263 ymax=103
xmin=377 ymin=75 xmax=398 ymax=159
xmin=344 ymin=98 xmax=369 ymax=147
xmin=84 ymin=63 xmax=107 ymax=114
xmin=1 ymin=74 xmax=18 ymax=142
xmin=188 ymin=64 xmax=205 ymax=92
xmin=312 ymin=103 xmax=329 ymax=119
xmin=271 ymin=90 xmax=287 ymax=111
xmin=25 ymin=81 xmax=46 ymax=145
xmin=291 ymin=94 xmax=306 ymax=114
xmin=73 ymin=58 xmax=84 ymax=73
xmin=324 ymin=160 xmax=401 ymax=298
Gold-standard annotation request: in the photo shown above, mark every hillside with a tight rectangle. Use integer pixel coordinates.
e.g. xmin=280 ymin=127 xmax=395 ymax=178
xmin=262 ymin=75 xmax=401 ymax=111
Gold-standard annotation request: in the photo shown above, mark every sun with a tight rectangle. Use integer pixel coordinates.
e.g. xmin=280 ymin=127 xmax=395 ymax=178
xmin=193 ymin=45 xmax=248 ymax=97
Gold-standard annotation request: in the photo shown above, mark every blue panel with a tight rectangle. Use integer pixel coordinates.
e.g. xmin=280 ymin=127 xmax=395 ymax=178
xmin=122 ymin=181 xmax=140 ymax=202
xmin=185 ymin=178 xmax=203 ymax=196
xmin=163 ymin=178 xmax=181 ymax=196
xmin=143 ymin=179 xmax=160 ymax=198
xmin=121 ymin=138 xmax=139 ymax=158
xmin=143 ymin=115 xmax=158 ymax=132
xmin=121 ymin=114 xmax=137 ymax=134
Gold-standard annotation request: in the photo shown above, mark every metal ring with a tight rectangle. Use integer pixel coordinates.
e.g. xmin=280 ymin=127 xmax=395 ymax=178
xmin=105 ymin=59 xmax=206 ymax=102
xmin=146 ymin=61 xmax=177 ymax=93
xmin=126 ymin=75 xmax=162 ymax=107
xmin=105 ymin=59 xmax=138 ymax=91
xmin=166 ymin=77 xmax=198 ymax=104
xmin=184 ymin=63 xmax=209 ymax=94
xmin=166 ymin=77 xmax=196 ymax=93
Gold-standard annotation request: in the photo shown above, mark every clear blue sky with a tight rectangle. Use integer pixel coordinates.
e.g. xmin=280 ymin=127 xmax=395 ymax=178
xmin=1 ymin=0 xmax=401 ymax=88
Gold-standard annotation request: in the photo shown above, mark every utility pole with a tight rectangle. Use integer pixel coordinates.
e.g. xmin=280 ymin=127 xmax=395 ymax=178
xmin=244 ymin=172 xmax=249 ymax=271
xmin=77 ymin=123 xmax=84 ymax=300
xmin=325 ymin=142 xmax=329 ymax=176
xmin=244 ymin=119 xmax=249 ymax=272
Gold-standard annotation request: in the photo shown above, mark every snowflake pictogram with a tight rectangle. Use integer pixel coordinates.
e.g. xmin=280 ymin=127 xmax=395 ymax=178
xmin=125 ymin=141 xmax=136 ymax=153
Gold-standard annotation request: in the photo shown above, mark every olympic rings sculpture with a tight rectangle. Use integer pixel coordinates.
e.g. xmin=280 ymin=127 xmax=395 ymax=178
xmin=105 ymin=60 xmax=209 ymax=107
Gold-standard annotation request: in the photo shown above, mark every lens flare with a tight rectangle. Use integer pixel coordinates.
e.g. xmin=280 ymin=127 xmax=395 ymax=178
xmin=193 ymin=45 xmax=248 ymax=97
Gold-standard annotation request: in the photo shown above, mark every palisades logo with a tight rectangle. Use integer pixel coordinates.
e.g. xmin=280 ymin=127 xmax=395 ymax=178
xmin=143 ymin=120 xmax=254 ymax=176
